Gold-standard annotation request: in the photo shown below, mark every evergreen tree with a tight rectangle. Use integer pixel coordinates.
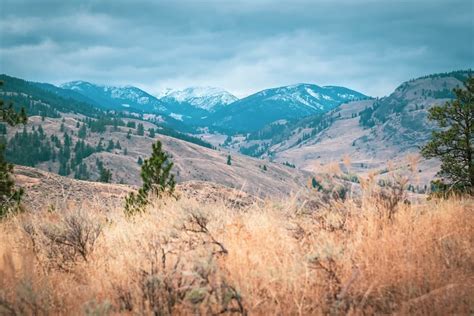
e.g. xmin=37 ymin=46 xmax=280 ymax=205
xmin=73 ymin=140 xmax=95 ymax=165
xmin=137 ymin=123 xmax=145 ymax=136
xmin=99 ymin=167 xmax=112 ymax=183
xmin=137 ymin=156 xmax=143 ymax=165
xmin=63 ymin=132 xmax=72 ymax=148
xmin=74 ymin=162 xmax=90 ymax=180
xmin=123 ymin=148 xmax=128 ymax=155
xmin=106 ymin=139 xmax=115 ymax=152
xmin=227 ymin=155 xmax=232 ymax=166
xmin=78 ymin=123 xmax=87 ymax=139
xmin=0 ymin=80 xmax=26 ymax=217
xmin=126 ymin=129 xmax=132 ymax=139
xmin=96 ymin=158 xmax=112 ymax=183
xmin=6 ymin=127 xmax=53 ymax=166
xmin=115 ymin=140 xmax=121 ymax=149
xmin=311 ymin=177 xmax=323 ymax=191
xmin=125 ymin=141 xmax=175 ymax=215
xmin=96 ymin=139 xmax=104 ymax=152
xmin=422 ymin=77 xmax=474 ymax=193
xmin=148 ymin=128 xmax=155 ymax=138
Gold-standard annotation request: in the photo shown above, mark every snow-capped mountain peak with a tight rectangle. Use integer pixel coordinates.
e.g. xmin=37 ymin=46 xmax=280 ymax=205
xmin=159 ymin=86 xmax=238 ymax=111
xmin=60 ymin=81 xmax=166 ymax=112
xmin=207 ymin=83 xmax=368 ymax=132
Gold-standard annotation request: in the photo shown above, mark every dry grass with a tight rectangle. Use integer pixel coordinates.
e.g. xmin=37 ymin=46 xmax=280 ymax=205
xmin=0 ymin=187 xmax=473 ymax=315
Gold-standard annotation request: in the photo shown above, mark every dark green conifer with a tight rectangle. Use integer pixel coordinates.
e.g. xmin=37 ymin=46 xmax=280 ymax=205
xmin=125 ymin=141 xmax=175 ymax=215
xmin=422 ymin=76 xmax=474 ymax=193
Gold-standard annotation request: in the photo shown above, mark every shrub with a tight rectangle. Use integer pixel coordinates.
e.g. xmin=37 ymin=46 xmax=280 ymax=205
xmin=22 ymin=209 xmax=102 ymax=271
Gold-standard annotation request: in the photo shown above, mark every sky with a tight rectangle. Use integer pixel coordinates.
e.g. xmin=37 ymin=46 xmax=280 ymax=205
xmin=1 ymin=0 xmax=473 ymax=98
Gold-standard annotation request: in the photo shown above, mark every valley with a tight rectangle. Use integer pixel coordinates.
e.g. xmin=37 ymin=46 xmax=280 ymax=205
xmin=0 ymin=70 xmax=472 ymax=200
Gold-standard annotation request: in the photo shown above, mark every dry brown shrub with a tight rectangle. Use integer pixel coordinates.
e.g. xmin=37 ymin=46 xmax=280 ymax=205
xmin=0 ymin=191 xmax=472 ymax=315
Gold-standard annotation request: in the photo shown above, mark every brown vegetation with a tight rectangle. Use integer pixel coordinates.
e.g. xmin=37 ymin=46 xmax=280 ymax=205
xmin=0 ymin=184 xmax=472 ymax=315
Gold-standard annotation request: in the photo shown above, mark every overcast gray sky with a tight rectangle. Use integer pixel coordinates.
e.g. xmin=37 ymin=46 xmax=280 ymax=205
xmin=1 ymin=0 xmax=473 ymax=97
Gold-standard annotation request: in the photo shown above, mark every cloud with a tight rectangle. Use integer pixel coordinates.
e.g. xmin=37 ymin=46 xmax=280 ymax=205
xmin=1 ymin=0 xmax=473 ymax=97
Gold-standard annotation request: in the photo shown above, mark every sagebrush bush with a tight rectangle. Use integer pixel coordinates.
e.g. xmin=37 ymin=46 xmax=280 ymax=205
xmin=21 ymin=209 xmax=103 ymax=271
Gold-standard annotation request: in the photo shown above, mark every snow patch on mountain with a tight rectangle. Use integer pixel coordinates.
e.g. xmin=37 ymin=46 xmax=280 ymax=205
xmin=159 ymin=86 xmax=238 ymax=111
xmin=61 ymin=81 xmax=167 ymax=112
xmin=169 ymin=113 xmax=184 ymax=121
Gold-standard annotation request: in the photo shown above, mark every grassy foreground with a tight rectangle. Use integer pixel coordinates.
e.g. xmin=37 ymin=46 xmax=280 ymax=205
xmin=0 ymin=189 xmax=472 ymax=315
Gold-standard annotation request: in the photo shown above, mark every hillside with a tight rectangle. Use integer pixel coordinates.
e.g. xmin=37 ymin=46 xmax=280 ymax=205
xmin=2 ymin=75 xmax=200 ymax=136
xmin=5 ymin=114 xmax=310 ymax=197
xmin=359 ymin=70 xmax=472 ymax=150
xmin=0 ymin=74 xmax=103 ymax=118
xmin=13 ymin=165 xmax=255 ymax=211
xmin=226 ymin=70 xmax=472 ymax=188
xmin=2 ymin=174 xmax=472 ymax=314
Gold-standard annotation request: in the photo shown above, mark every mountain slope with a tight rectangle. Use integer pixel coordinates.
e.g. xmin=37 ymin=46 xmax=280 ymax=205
xmin=0 ymin=74 xmax=103 ymax=118
xmin=6 ymin=113 xmax=311 ymax=197
xmin=61 ymin=81 xmax=167 ymax=112
xmin=358 ymin=70 xmax=472 ymax=149
xmin=207 ymin=83 xmax=368 ymax=132
xmin=14 ymin=165 xmax=256 ymax=211
xmin=263 ymin=70 xmax=472 ymax=186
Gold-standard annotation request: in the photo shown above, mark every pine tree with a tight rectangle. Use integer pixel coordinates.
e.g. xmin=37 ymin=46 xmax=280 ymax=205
xmin=422 ymin=76 xmax=474 ymax=193
xmin=137 ymin=123 xmax=145 ymax=136
xmin=311 ymin=177 xmax=323 ymax=191
xmin=96 ymin=158 xmax=112 ymax=183
xmin=115 ymin=140 xmax=121 ymax=149
xmin=137 ymin=156 xmax=143 ymax=165
xmin=148 ymin=128 xmax=155 ymax=138
xmin=96 ymin=139 xmax=104 ymax=152
xmin=74 ymin=162 xmax=90 ymax=180
xmin=78 ymin=123 xmax=87 ymax=139
xmin=106 ymin=139 xmax=115 ymax=152
xmin=0 ymin=81 xmax=27 ymax=217
xmin=99 ymin=167 xmax=112 ymax=183
xmin=227 ymin=155 xmax=232 ymax=166
xmin=126 ymin=129 xmax=132 ymax=139
xmin=125 ymin=141 xmax=175 ymax=215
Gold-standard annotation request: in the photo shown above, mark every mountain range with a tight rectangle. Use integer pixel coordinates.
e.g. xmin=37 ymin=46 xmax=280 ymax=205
xmin=60 ymin=80 xmax=166 ymax=113
xmin=57 ymin=80 xmax=367 ymax=131
xmin=206 ymin=84 xmax=368 ymax=132
xmin=1 ymin=69 xmax=471 ymax=194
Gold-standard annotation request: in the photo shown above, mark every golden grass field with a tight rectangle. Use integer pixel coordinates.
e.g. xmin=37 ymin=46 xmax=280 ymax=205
xmin=0 ymin=179 xmax=473 ymax=315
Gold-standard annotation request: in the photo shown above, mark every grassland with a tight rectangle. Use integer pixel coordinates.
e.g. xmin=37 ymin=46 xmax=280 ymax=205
xmin=1 ymin=174 xmax=472 ymax=315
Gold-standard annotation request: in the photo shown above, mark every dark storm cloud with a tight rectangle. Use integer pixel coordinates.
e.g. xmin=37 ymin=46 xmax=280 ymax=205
xmin=1 ymin=0 xmax=473 ymax=97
